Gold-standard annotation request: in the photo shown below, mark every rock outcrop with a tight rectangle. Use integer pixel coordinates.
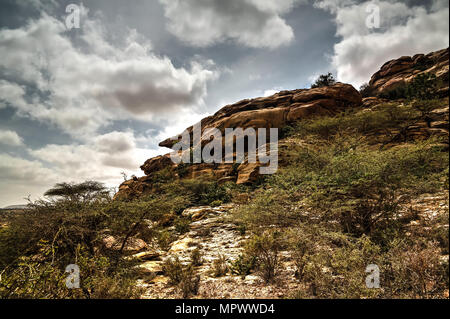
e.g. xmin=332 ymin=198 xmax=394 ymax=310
xmin=368 ymin=48 xmax=449 ymax=97
xmin=116 ymin=48 xmax=449 ymax=201
xmin=115 ymin=83 xmax=362 ymax=200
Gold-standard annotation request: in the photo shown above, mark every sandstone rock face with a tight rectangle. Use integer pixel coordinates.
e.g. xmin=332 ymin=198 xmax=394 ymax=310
xmin=115 ymin=83 xmax=362 ymax=200
xmin=159 ymin=83 xmax=362 ymax=148
xmin=368 ymin=48 xmax=449 ymax=96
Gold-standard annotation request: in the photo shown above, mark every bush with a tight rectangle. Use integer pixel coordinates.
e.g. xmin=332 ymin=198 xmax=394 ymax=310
xmin=293 ymin=103 xmax=417 ymax=140
xmin=212 ymin=254 xmax=228 ymax=277
xmin=179 ymin=265 xmax=201 ymax=298
xmin=405 ymin=73 xmax=438 ymax=101
xmin=301 ymin=235 xmax=381 ymax=298
xmin=245 ymin=231 xmax=282 ymax=283
xmin=174 ymin=218 xmax=190 ymax=234
xmin=229 ymin=254 xmax=256 ymax=279
xmin=0 ymin=181 xmax=179 ymax=299
xmin=311 ymin=73 xmax=336 ymax=88
xmin=0 ymin=242 xmax=142 ymax=299
xmin=161 ymin=178 xmax=231 ymax=206
xmin=163 ymin=255 xmax=201 ymax=298
xmin=190 ymin=247 xmax=203 ymax=266
xmin=163 ymin=256 xmax=184 ymax=285
xmin=156 ymin=229 xmax=176 ymax=251
xmin=359 ymin=83 xmax=373 ymax=98
xmin=383 ymin=241 xmax=448 ymax=298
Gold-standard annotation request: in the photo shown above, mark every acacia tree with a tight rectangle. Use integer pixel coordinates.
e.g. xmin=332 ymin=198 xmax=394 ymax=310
xmin=44 ymin=181 xmax=108 ymax=202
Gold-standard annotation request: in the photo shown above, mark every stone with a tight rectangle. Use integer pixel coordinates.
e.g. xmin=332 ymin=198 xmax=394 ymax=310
xmin=115 ymin=83 xmax=362 ymax=199
xmin=368 ymin=48 xmax=449 ymax=97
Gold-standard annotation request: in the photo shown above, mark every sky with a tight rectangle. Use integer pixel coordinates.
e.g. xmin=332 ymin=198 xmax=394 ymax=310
xmin=0 ymin=0 xmax=448 ymax=206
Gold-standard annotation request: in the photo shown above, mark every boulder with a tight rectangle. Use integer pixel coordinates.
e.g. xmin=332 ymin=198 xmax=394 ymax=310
xmin=368 ymin=48 xmax=449 ymax=97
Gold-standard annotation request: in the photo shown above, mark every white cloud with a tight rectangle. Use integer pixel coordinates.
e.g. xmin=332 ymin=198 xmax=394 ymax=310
xmin=159 ymin=0 xmax=303 ymax=49
xmin=0 ymin=153 xmax=60 ymax=205
xmin=0 ymin=11 xmax=218 ymax=138
xmin=0 ymin=130 xmax=24 ymax=146
xmin=314 ymin=0 xmax=450 ymax=88
xmin=29 ymin=131 xmax=156 ymax=176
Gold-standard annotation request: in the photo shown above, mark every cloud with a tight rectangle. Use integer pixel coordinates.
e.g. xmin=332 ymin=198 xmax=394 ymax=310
xmin=0 ymin=129 xmax=24 ymax=146
xmin=314 ymin=0 xmax=449 ymax=88
xmin=29 ymin=131 xmax=155 ymax=174
xmin=0 ymin=153 xmax=56 ymax=183
xmin=0 ymin=10 xmax=218 ymax=138
xmin=0 ymin=153 xmax=60 ymax=205
xmin=159 ymin=0 xmax=303 ymax=49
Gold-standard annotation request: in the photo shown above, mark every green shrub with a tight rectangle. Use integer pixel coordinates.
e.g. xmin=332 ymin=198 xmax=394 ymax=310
xmin=405 ymin=73 xmax=438 ymax=101
xmin=311 ymin=73 xmax=336 ymax=88
xmin=174 ymin=218 xmax=190 ymax=234
xmin=190 ymin=247 xmax=203 ymax=266
xmin=209 ymin=200 xmax=223 ymax=207
xmin=383 ymin=240 xmax=448 ymax=298
xmin=163 ymin=255 xmax=201 ymax=298
xmin=163 ymin=256 xmax=184 ymax=285
xmin=156 ymin=229 xmax=176 ymax=251
xmin=229 ymin=254 xmax=256 ymax=279
xmin=359 ymin=83 xmax=373 ymax=98
xmin=212 ymin=254 xmax=228 ymax=277
xmin=179 ymin=264 xmax=200 ymax=298
xmin=245 ymin=231 xmax=282 ymax=283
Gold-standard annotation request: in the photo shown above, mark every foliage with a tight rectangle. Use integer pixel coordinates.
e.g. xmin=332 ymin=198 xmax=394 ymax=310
xmin=174 ymin=218 xmax=190 ymax=234
xmin=229 ymin=254 xmax=256 ymax=279
xmin=163 ymin=255 xmax=201 ymax=298
xmin=179 ymin=264 xmax=200 ymax=298
xmin=311 ymin=72 xmax=336 ymax=88
xmin=44 ymin=181 xmax=109 ymax=202
xmin=190 ymin=247 xmax=203 ymax=266
xmin=163 ymin=256 xmax=184 ymax=285
xmin=231 ymin=99 xmax=448 ymax=297
xmin=0 ymin=181 xmax=175 ymax=298
xmin=212 ymin=254 xmax=228 ymax=277
xmin=359 ymin=83 xmax=373 ymax=98
xmin=245 ymin=231 xmax=282 ymax=283
xmin=405 ymin=73 xmax=438 ymax=100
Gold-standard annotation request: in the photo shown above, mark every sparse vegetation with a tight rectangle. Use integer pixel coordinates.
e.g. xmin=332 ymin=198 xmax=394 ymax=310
xmin=190 ymin=247 xmax=203 ymax=266
xmin=231 ymin=97 xmax=449 ymax=298
xmin=212 ymin=254 xmax=228 ymax=277
xmin=0 ymin=91 xmax=447 ymax=299
xmin=245 ymin=231 xmax=282 ymax=283
xmin=359 ymin=83 xmax=373 ymax=97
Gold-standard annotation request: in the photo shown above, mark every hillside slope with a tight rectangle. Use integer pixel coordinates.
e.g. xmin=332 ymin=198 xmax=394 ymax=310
xmin=115 ymin=48 xmax=449 ymax=299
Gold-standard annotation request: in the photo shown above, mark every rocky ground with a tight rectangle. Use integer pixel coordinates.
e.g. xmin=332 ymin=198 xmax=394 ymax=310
xmin=123 ymin=192 xmax=449 ymax=299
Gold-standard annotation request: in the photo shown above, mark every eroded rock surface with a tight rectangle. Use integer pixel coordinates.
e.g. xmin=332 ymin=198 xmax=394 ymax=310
xmin=115 ymin=83 xmax=362 ymax=200
xmin=368 ymin=48 xmax=449 ymax=97
xmin=132 ymin=192 xmax=449 ymax=299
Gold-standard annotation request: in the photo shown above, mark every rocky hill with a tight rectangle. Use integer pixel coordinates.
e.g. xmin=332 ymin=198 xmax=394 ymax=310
xmin=2 ymin=48 xmax=448 ymax=300
xmin=116 ymin=48 xmax=449 ymax=201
